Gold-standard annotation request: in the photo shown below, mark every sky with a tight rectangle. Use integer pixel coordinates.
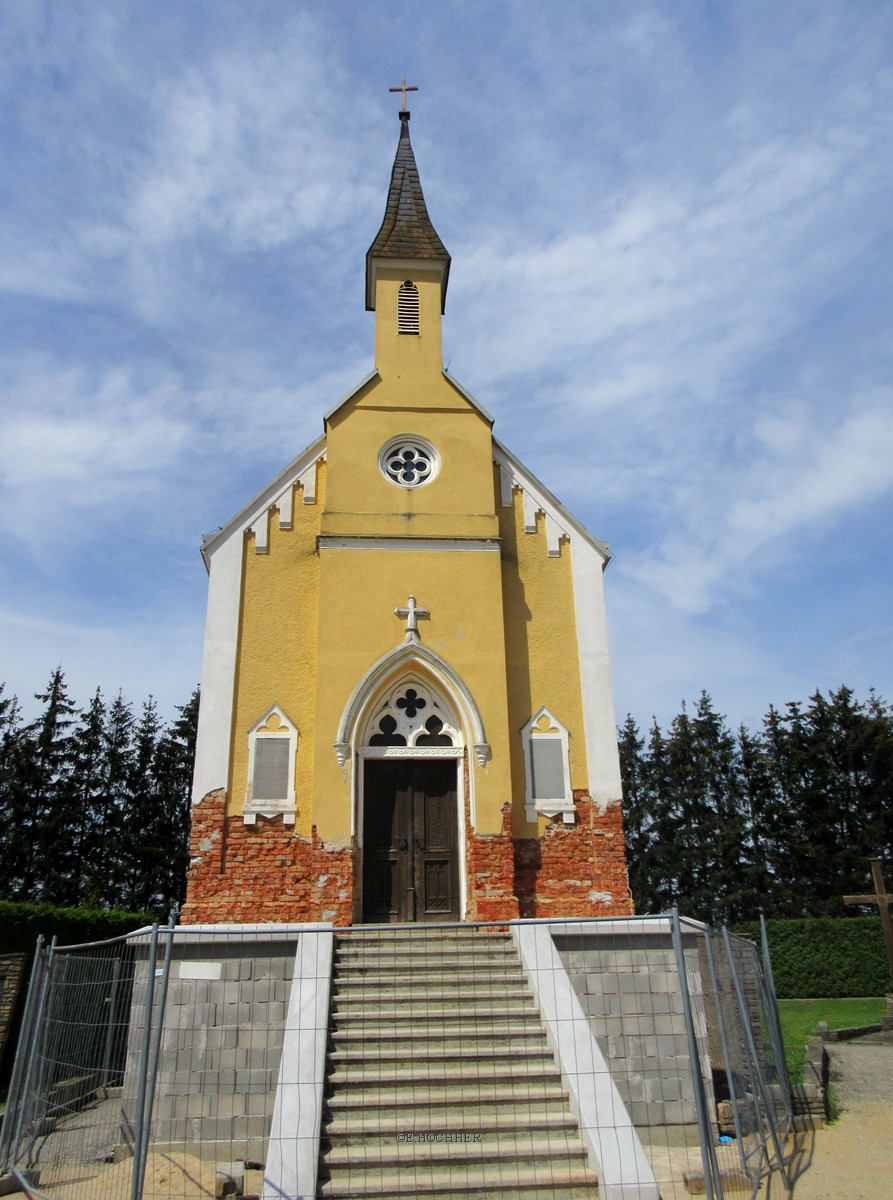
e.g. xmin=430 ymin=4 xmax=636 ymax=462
xmin=1 ymin=0 xmax=892 ymax=735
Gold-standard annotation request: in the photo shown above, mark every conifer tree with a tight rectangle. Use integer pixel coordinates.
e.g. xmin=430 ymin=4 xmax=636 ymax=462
xmin=68 ymin=689 xmax=108 ymax=905
xmin=153 ymin=687 xmax=199 ymax=912
xmin=24 ymin=669 xmax=81 ymax=904
xmin=81 ymin=693 xmax=136 ymax=907
xmin=0 ymin=685 xmax=31 ymax=896
xmin=618 ymin=715 xmax=650 ymax=908
xmin=118 ymin=697 xmax=164 ymax=913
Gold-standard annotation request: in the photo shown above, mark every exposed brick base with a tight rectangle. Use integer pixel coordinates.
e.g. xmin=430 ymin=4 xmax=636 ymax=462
xmin=181 ymin=787 xmax=633 ymax=925
xmin=514 ymin=791 xmax=634 ymax=918
xmin=181 ymin=789 xmax=354 ymax=926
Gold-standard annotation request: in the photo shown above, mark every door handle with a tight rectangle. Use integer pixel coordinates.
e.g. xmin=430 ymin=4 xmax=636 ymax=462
xmin=396 ymin=837 xmax=409 ymax=852
xmin=414 ymin=836 xmax=425 ymax=852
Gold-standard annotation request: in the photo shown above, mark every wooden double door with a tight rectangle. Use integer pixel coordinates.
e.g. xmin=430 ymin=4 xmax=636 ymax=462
xmin=362 ymin=759 xmax=459 ymax=923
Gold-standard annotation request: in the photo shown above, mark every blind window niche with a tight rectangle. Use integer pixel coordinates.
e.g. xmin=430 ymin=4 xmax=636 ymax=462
xmin=398 ymin=281 xmax=420 ymax=335
xmin=245 ymin=705 xmax=298 ymax=825
xmin=253 ymin=738 xmax=289 ymax=800
xmin=521 ymin=707 xmax=574 ymax=825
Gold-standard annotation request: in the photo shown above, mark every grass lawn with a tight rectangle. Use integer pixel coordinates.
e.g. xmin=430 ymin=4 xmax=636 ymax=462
xmin=777 ymin=997 xmax=887 ymax=1080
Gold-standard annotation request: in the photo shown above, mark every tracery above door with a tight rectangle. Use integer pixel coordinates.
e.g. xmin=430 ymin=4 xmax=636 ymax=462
xmin=362 ymin=678 xmax=460 ymax=754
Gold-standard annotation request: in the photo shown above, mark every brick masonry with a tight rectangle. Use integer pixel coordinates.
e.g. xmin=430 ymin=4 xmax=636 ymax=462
xmin=182 ymin=787 xmax=633 ymax=925
xmin=181 ymin=790 xmax=353 ymax=926
xmin=514 ymin=791 xmax=634 ymax=919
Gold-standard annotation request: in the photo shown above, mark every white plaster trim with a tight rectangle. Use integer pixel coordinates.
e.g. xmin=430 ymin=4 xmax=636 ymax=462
xmin=275 ymin=486 xmax=293 ymax=530
xmin=191 ymin=532 xmax=243 ymax=805
xmin=361 ymin=745 xmax=463 ymax=759
xmin=499 ymin=460 xmax=516 ymax=507
xmin=250 ymin=510 xmax=269 ymax=554
xmin=299 ymin=459 xmax=319 ymax=504
xmin=493 ymin=439 xmax=610 ymax=563
xmin=570 ymin=533 xmax=623 ymax=813
xmin=322 ymin=368 xmax=381 ymax=422
xmin=334 ymin=641 xmax=488 ymax=762
xmin=522 ymin=489 xmax=539 ymax=533
xmin=441 ymin=369 xmax=495 ymax=424
xmin=545 ymin=513 xmax=563 ymax=557
xmin=264 ymin=926 xmax=333 ymax=1200
xmin=319 ymin=536 xmax=500 ymax=553
xmin=200 ymin=433 xmax=327 ymax=566
xmin=511 ymin=922 xmax=659 ymax=1200
xmin=521 ymin=706 xmax=575 ymax=825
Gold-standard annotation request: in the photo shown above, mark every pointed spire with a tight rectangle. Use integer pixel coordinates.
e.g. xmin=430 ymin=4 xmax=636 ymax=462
xmin=366 ymin=111 xmax=451 ymax=311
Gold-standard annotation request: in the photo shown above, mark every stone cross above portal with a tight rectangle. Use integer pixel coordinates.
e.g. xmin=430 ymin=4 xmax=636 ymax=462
xmin=389 ymin=77 xmax=418 ymax=112
xmin=395 ymin=595 xmax=429 ymax=641
xmin=844 ymin=856 xmax=893 ymax=982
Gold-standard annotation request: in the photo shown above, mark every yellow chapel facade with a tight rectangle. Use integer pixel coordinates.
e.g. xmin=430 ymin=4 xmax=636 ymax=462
xmin=182 ymin=111 xmax=633 ymax=926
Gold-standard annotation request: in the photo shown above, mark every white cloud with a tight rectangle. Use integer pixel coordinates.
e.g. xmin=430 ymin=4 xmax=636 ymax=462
xmin=622 ymin=393 xmax=893 ymax=614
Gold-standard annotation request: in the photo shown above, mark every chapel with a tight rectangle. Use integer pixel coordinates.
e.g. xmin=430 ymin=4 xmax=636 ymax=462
xmin=181 ymin=107 xmax=633 ymax=926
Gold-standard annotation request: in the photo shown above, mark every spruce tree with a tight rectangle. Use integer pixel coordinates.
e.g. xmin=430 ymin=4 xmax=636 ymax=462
xmin=0 ymin=685 xmax=31 ymax=896
xmin=69 ymin=689 xmax=108 ymax=905
xmin=619 ymin=715 xmax=650 ymax=909
xmin=24 ymin=669 xmax=81 ymax=904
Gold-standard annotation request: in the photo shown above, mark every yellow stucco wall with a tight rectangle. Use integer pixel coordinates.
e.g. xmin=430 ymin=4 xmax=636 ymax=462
xmin=227 ymin=269 xmax=589 ymax=851
xmin=312 ymin=544 xmax=513 ymax=839
xmin=498 ymin=467 xmax=588 ymax=835
xmin=228 ymin=461 xmax=325 ymax=836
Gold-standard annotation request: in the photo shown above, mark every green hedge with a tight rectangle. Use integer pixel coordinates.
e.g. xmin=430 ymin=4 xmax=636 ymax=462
xmin=733 ymin=916 xmax=892 ymax=998
xmin=0 ymin=900 xmax=156 ymax=956
xmin=0 ymin=901 xmax=157 ymax=1093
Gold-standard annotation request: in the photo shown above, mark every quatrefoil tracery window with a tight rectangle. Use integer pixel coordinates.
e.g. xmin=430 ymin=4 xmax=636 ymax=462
xmin=363 ymin=681 xmax=458 ymax=748
xmin=379 ymin=437 xmax=439 ymax=489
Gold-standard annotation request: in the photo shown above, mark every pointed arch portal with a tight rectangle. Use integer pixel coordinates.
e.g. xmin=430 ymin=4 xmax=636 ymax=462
xmin=336 ymin=645 xmax=483 ymax=922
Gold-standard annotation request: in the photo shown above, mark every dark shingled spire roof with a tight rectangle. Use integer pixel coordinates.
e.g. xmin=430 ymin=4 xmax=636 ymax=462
xmin=366 ymin=111 xmax=451 ymax=311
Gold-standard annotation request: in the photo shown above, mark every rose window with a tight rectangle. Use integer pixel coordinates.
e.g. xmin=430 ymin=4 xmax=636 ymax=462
xmin=379 ymin=438 xmax=439 ymax=488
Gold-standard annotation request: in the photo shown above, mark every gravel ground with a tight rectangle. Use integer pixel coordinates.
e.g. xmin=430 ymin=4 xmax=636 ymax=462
xmin=789 ymin=1035 xmax=893 ymax=1200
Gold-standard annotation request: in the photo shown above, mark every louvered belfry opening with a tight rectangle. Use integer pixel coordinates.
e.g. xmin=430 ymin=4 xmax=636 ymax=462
xmin=398 ymin=280 xmax=420 ymax=334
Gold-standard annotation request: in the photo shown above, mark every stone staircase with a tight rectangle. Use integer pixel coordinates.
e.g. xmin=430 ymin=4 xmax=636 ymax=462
xmin=317 ymin=927 xmax=599 ymax=1199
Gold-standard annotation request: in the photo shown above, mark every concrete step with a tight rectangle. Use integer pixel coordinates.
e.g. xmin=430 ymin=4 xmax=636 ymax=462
xmin=330 ymin=1019 xmax=547 ymax=1041
xmin=331 ymin=982 xmax=529 ymax=1002
xmin=328 ymin=1027 xmax=544 ymax=1046
xmin=335 ymin=942 xmax=515 ymax=958
xmin=328 ymin=1038 xmax=549 ymax=1063
xmin=320 ymin=1132 xmax=590 ymax=1169
xmin=332 ymin=967 xmax=526 ymax=987
xmin=316 ymin=1160 xmax=599 ymax=1199
xmin=323 ymin=1109 xmax=580 ymax=1139
xmin=324 ymin=1082 xmax=571 ymax=1112
xmin=330 ymin=991 xmax=534 ymax=1012
xmin=336 ymin=926 xmax=508 ymax=936
xmin=318 ymin=930 xmax=598 ymax=1200
xmin=327 ymin=1059 xmax=562 ymax=1087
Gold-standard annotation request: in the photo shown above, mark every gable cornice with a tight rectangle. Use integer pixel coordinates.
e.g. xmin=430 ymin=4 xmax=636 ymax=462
xmin=493 ymin=438 xmax=611 ymax=564
xmin=200 ymin=433 xmax=327 ymax=569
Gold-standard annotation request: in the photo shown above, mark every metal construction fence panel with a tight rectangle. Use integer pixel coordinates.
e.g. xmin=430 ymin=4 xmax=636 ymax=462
xmin=0 ymin=913 xmax=796 ymax=1200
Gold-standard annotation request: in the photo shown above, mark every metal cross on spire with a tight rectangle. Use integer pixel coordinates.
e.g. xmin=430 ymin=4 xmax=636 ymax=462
xmin=389 ymin=77 xmax=418 ymax=112
xmin=395 ymin=595 xmax=429 ymax=641
xmin=844 ymin=857 xmax=893 ymax=982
